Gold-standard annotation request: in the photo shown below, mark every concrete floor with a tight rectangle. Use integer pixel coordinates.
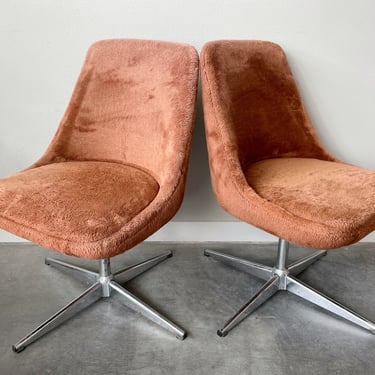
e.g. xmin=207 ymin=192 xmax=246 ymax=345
xmin=1 ymin=242 xmax=375 ymax=375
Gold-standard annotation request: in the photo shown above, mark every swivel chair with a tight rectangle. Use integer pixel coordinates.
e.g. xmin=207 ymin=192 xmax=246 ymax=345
xmin=200 ymin=40 xmax=375 ymax=337
xmin=0 ymin=39 xmax=198 ymax=351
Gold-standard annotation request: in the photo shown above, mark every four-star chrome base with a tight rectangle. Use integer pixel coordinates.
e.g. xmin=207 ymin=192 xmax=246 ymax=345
xmin=204 ymin=239 xmax=375 ymax=337
xmin=13 ymin=251 xmax=186 ymax=353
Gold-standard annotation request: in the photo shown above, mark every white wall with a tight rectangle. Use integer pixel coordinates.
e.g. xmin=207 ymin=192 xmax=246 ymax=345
xmin=0 ymin=0 xmax=374 ymax=242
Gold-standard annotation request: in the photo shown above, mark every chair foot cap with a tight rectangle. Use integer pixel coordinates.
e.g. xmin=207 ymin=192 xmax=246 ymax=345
xmin=178 ymin=332 xmax=187 ymax=340
xmin=217 ymin=329 xmax=227 ymax=337
xmin=12 ymin=345 xmax=25 ymax=353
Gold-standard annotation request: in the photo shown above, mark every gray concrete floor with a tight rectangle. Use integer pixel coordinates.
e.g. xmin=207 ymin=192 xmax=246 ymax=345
xmin=1 ymin=242 xmax=375 ymax=375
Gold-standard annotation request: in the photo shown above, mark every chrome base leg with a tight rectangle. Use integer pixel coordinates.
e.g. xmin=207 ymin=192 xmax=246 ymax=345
xmin=45 ymin=257 xmax=98 ymax=278
xmin=217 ymin=276 xmax=279 ymax=337
xmin=114 ymin=251 xmax=172 ymax=282
xmin=13 ymin=282 xmax=102 ymax=353
xmin=204 ymin=249 xmax=273 ymax=281
xmin=13 ymin=251 xmax=185 ymax=352
xmin=287 ymin=275 xmax=375 ymax=333
xmin=110 ymin=281 xmax=186 ymax=340
xmin=206 ymin=239 xmax=375 ymax=337
xmin=288 ymin=250 xmax=327 ymax=276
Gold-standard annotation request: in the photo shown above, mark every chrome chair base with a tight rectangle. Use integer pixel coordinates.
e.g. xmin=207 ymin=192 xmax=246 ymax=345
xmin=205 ymin=239 xmax=375 ymax=337
xmin=13 ymin=251 xmax=186 ymax=353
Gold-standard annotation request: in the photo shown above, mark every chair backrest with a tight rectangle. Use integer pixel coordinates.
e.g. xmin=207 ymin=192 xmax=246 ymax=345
xmin=201 ymin=40 xmax=334 ymax=171
xmin=36 ymin=39 xmax=199 ymax=185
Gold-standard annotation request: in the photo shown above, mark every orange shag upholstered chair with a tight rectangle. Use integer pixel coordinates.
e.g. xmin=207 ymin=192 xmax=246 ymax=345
xmin=201 ymin=40 xmax=375 ymax=337
xmin=0 ymin=39 xmax=198 ymax=352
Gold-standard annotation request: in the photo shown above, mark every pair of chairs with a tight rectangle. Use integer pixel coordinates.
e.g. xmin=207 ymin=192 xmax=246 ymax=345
xmin=1 ymin=39 xmax=375 ymax=353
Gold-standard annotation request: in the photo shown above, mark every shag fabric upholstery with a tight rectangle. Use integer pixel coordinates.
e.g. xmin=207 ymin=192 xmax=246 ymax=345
xmin=247 ymin=158 xmax=375 ymax=248
xmin=0 ymin=162 xmax=159 ymax=243
xmin=0 ymin=39 xmax=198 ymax=259
xmin=201 ymin=40 xmax=375 ymax=249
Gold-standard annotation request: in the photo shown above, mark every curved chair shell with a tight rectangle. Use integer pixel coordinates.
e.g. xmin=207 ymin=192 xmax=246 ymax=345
xmin=0 ymin=39 xmax=199 ymax=259
xmin=201 ymin=40 xmax=375 ymax=249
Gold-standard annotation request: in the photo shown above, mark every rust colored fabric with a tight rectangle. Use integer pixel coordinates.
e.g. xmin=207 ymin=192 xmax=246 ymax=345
xmin=0 ymin=162 xmax=159 ymax=244
xmin=0 ymin=39 xmax=198 ymax=259
xmin=201 ymin=40 xmax=375 ymax=249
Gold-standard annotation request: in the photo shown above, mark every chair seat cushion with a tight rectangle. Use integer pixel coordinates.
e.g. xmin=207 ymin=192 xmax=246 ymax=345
xmin=0 ymin=161 xmax=159 ymax=253
xmin=246 ymin=158 xmax=375 ymax=245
